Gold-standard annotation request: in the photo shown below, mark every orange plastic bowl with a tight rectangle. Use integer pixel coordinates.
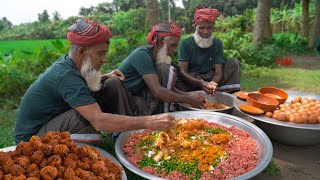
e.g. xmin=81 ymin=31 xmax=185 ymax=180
xmin=258 ymin=87 xmax=288 ymax=104
xmin=247 ymin=93 xmax=279 ymax=112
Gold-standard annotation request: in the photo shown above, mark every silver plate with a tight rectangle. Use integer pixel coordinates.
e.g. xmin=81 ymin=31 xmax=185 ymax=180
xmin=178 ymin=91 xmax=235 ymax=114
xmin=0 ymin=143 xmax=127 ymax=180
xmin=233 ymin=91 xmax=320 ymax=146
xmin=115 ymin=111 xmax=273 ymax=180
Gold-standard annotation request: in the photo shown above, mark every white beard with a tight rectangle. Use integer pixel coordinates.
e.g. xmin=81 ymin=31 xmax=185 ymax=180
xmin=193 ymin=29 xmax=213 ymax=48
xmin=156 ymin=42 xmax=172 ymax=65
xmin=80 ymin=58 xmax=102 ymax=92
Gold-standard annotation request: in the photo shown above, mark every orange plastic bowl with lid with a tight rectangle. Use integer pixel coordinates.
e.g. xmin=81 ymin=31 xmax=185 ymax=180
xmin=247 ymin=93 xmax=279 ymax=112
xmin=258 ymin=87 xmax=288 ymax=104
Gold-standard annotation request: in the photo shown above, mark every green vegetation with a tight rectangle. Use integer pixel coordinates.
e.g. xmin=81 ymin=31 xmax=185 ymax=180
xmin=265 ymin=160 xmax=281 ymax=176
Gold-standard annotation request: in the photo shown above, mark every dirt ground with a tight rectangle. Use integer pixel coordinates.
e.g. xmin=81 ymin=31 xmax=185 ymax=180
xmin=241 ymin=55 xmax=320 ymax=180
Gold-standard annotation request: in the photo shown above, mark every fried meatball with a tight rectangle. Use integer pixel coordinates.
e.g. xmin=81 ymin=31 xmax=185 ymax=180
xmin=76 ymin=161 xmax=90 ymax=171
xmin=27 ymin=170 xmax=41 ymax=179
xmin=16 ymin=142 xmax=34 ymax=156
xmin=10 ymin=164 xmax=26 ymax=176
xmin=12 ymin=174 xmax=27 ymax=180
xmin=74 ymin=147 xmax=86 ymax=158
xmin=27 ymin=163 xmax=39 ymax=174
xmin=100 ymin=173 xmax=116 ymax=180
xmin=30 ymin=151 xmax=45 ymax=164
xmin=39 ymin=159 xmax=48 ymax=169
xmin=0 ymin=170 xmax=3 ymax=179
xmin=75 ymin=169 xmax=95 ymax=180
xmin=2 ymin=160 xmax=14 ymax=174
xmin=47 ymin=155 xmax=62 ymax=167
xmin=83 ymin=146 xmax=99 ymax=161
xmin=40 ymin=166 xmax=58 ymax=180
xmin=81 ymin=157 xmax=91 ymax=164
xmin=63 ymin=168 xmax=76 ymax=179
xmin=40 ymin=144 xmax=53 ymax=157
xmin=56 ymin=166 xmax=65 ymax=179
xmin=26 ymin=178 xmax=40 ymax=180
xmin=15 ymin=156 xmax=31 ymax=169
xmin=0 ymin=152 xmax=12 ymax=166
xmin=63 ymin=158 xmax=76 ymax=169
xmin=41 ymin=132 xmax=56 ymax=143
xmin=61 ymin=132 xmax=71 ymax=139
xmin=7 ymin=150 xmax=22 ymax=158
xmin=3 ymin=174 xmax=13 ymax=180
xmin=91 ymin=161 xmax=107 ymax=176
xmin=53 ymin=144 xmax=69 ymax=157
xmin=29 ymin=136 xmax=43 ymax=150
xmin=61 ymin=139 xmax=76 ymax=149
xmin=65 ymin=153 xmax=79 ymax=161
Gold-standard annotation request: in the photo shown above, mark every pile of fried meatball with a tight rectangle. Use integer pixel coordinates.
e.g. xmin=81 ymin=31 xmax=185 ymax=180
xmin=0 ymin=131 xmax=122 ymax=180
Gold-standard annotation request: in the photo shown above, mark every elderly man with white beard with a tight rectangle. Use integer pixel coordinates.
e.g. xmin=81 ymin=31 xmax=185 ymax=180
xmin=175 ymin=8 xmax=241 ymax=94
xmin=14 ymin=19 xmax=175 ymax=143
xmin=118 ymin=23 xmax=206 ymax=115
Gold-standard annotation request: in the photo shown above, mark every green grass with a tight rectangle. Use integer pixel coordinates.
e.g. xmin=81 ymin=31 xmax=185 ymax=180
xmin=265 ymin=160 xmax=281 ymax=175
xmin=0 ymin=38 xmax=125 ymax=59
xmin=0 ymin=39 xmax=61 ymax=58
xmin=241 ymin=58 xmax=320 ymax=94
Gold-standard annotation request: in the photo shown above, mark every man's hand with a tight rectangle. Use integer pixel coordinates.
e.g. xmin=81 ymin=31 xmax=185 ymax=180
xmin=202 ymin=80 xmax=218 ymax=95
xmin=146 ymin=113 xmax=175 ymax=131
xmin=187 ymin=92 xmax=206 ymax=108
xmin=101 ymin=69 xmax=125 ymax=81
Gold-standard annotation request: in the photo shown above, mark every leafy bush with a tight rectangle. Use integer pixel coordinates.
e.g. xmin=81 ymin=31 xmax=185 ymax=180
xmin=0 ymin=40 xmax=69 ymax=101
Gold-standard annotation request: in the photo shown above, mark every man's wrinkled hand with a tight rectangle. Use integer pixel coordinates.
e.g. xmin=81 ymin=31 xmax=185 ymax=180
xmin=147 ymin=114 xmax=175 ymax=131
xmin=101 ymin=69 xmax=125 ymax=81
xmin=188 ymin=92 xmax=206 ymax=108
xmin=202 ymin=81 xmax=217 ymax=95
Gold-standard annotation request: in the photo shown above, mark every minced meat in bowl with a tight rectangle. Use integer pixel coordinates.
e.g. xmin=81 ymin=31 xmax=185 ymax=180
xmin=115 ymin=111 xmax=273 ymax=180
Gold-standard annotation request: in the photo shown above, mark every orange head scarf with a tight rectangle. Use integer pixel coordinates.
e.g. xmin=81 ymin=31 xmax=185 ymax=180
xmin=147 ymin=23 xmax=182 ymax=45
xmin=194 ymin=8 xmax=219 ymax=26
xmin=67 ymin=18 xmax=112 ymax=46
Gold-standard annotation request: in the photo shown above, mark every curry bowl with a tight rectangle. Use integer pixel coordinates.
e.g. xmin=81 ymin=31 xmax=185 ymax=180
xmin=178 ymin=91 xmax=235 ymax=114
xmin=115 ymin=111 xmax=273 ymax=180
xmin=258 ymin=87 xmax=288 ymax=104
xmin=247 ymin=93 xmax=279 ymax=112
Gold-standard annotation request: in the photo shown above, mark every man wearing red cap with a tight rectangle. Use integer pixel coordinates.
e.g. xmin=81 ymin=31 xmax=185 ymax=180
xmin=176 ymin=8 xmax=241 ymax=94
xmin=14 ymin=19 xmax=175 ymax=143
xmin=118 ymin=23 xmax=206 ymax=115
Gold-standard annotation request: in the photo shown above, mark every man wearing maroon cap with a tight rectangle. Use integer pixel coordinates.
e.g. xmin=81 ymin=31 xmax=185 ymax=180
xmin=14 ymin=19 xmax=175 ymax=143
xmin=119 ymin=23 xmax=206 ymax=115
xmin=176 ymin=8 xmax=241 ymax=94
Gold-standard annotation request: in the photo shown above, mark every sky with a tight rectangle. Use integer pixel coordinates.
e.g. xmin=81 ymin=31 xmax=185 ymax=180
xmin=0 ymin=0 xmax=183 ymax=25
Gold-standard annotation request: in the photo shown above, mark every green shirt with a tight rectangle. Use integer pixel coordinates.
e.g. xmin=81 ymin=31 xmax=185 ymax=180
xmin=178 ymin=36 xmax=224 ymax=73
xmin=118 ymin=46 xmax=157 ymax=95
xmin=14 ymin=55 xmax=96 ymax=143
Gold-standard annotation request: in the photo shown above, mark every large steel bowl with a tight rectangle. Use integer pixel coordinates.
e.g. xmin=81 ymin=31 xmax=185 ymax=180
xmin=233 ymin=91 xmax=320 ymax=146
xmin=178 ymin=91 xmax=235 ymax=114
xmin=115 ymin=111 xmax=273 ymax=180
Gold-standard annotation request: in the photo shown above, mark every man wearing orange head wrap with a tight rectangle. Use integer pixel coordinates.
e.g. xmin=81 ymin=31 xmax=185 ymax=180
xmin=14 ymin=19 xmax=175 ymax=143
xmin=176 ymin=8 xmax=241 ymax=94
xmin=118 ymin=23 xmax=206 ymax=114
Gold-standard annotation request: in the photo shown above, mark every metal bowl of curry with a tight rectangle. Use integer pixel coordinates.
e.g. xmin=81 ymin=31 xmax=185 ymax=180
xmin=178 ymin=91 xmax=235 ymax=114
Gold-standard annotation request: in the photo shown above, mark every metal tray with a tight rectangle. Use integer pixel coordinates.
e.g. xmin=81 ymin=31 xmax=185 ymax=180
xmin=178 ymin=91 xmax=235 ymax=114
xmin=115 ymin=111 xmax=273 ymax=180
xmin=233 ymin=91 xmax=320 ymax=146
xmin=0 ymin=143 xmax=127 ymax=180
